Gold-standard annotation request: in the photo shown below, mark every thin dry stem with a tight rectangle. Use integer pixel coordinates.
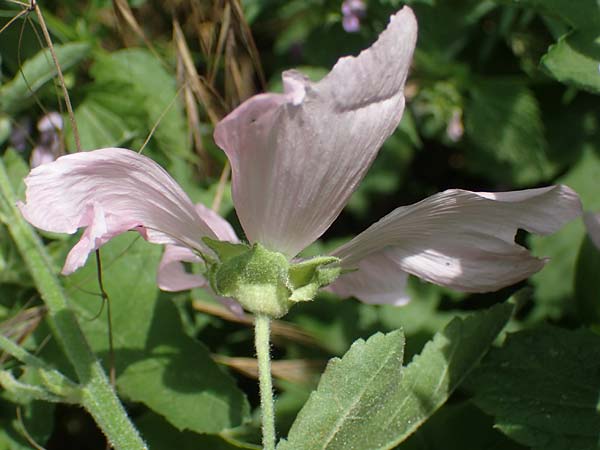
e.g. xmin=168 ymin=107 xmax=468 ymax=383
xmin=33 ymin=1 xmax=81 ymax=152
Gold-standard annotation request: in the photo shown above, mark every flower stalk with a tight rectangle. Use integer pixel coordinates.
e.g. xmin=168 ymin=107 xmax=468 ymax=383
xmin=255 ymin=314 xmax=276 ymax=450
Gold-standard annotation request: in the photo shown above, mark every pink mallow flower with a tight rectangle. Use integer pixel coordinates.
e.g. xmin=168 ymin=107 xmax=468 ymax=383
xmin=19 ymin=7 xmax=581 ymax=311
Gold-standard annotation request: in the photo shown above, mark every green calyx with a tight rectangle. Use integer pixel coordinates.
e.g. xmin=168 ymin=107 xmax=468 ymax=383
xmin=203 ymin=238 xmax=341 ymax=318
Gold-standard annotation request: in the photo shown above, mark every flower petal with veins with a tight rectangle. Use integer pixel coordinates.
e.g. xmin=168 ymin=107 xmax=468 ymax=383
xmin=331 ymin=185 xmax=582 ymax=292
xmin=19 ymin=148 xmax=218 ymax=274
xmin=157 ymin=203 xmax=239 ymax=292
xmin=328 ymin=251 xmax=410 ymax=305
xmin=214 ymin=7 xmax=417 ymax=257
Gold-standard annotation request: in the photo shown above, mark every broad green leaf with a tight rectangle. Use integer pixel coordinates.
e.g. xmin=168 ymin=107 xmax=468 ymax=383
xmin=0 ymin=42 xmax=90 ymax=114
xmin=278 ymin=330 xmax=406 ymax=450
xmin=278 ymin=303 xmax=513 ymax=450
xmin=465 ymin=326 xmax=600 ymax=450
xmin=90 ymin=49 xmax=189 ymax=159
xmin=574 ymin=236 xmax=600 ymax=325
xmin=529 ymin=149 xmax=600 ymax=320
xmin=542 ymin=30 xmax=600 ymax=94
xmin=465 ymin=79 xmax=554 ymax=185
xmin=69 ymin=98 xmax=137 ymax=150
xmin=63 ymin=234 xmax=250 ymax=433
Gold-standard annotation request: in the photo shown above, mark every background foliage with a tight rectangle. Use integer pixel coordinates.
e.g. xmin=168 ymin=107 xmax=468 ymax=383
xmin=0 ymin=0 xmax=599 ymax=448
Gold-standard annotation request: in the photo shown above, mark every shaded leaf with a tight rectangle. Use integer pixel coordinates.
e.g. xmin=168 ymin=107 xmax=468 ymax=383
xmin=399 ymin=402 xmax=526 ymax=450
xmin=136 ymin=411 xmax=260 ymax=450
xmin=466 ymin=326 xmax=600 ymax=450
xmin=0 ymin=399 xmax=54 ymax=450
xmin=465 ymin=79 xmax=554 ymax=185
xmin=574 ymin=236 xmax=600 ymax=325
xmin=530 ymin=149 xmax=600 ymax=320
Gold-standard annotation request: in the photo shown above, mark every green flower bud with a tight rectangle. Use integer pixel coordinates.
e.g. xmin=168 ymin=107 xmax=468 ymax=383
xmin=203 ymin=238 xmax=341 ymax=318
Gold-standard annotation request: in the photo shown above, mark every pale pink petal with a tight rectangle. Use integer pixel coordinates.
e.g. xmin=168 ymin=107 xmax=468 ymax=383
xmin=157 ymin=245 xmax=244 ymax=316
xmin=583 ymin=212 xmax=600 ymax=250
xmin=193 ymin=203 xmax=239 ymax=243
xmin=157 ymin=245 xmax=205 ymax=292
xmin=328 ymin=251 xmax=410 ymax=305
xmin=19 ymin=148 xmax=218 ymax=274
xmin=214 ymin=7 xmax=417 ymax=257
xmin=157 ymin=204 xmax=239 ymax=292
xmin=331 ymin=185 xmax=582 ymax=292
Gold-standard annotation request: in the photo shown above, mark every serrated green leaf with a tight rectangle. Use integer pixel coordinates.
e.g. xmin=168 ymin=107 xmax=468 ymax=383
xmin=278 ymin=330 xmax=405 ymax=450
xmin=465 ymin=79 xmax=554 ymax=185
xmin=63 ymin=234 xmax=250 ymax=433
xmin=279 ymin=303 xmax=513 ymax=450
xmin=0 ymin=42 xmax=90 ymax=114
xmin=465 ymin=326 xmax=600 ymax=450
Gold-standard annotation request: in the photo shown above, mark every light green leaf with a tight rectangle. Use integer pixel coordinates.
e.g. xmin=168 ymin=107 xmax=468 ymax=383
xmin=542 ymin=30 xmax=600 ymax=95
xmin=278 ymin=330 xmax=406 ymax=450
xmin=466 ymin=326 xmax=600 ymax=450
xmin=69 ymin=98 xmax=137 ymax=151
xmin=90 ymin=49 xmax=189 ymax=158
xmin=279 ymin=303 xmax=513 ymax=450
xmin=0 ymin=42 xmax=90 ymax=114
xmin=63 ymin=234 xmax=250 ymax=433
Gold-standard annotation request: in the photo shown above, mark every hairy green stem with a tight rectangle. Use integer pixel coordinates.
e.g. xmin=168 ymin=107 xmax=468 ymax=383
xmin=0 ymin=160 xmax=146 ymax=449
xmin=255 ymin=314 xmax=276 ymax=450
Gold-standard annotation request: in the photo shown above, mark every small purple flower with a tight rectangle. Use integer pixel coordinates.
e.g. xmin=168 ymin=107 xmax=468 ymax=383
xmin=342 ymin=0 xmax=366 ymax=33
xmin=31 ymin=112 xmax=63 ymax=168
xmin=9 ymin=118 xmax=32 ymax=152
